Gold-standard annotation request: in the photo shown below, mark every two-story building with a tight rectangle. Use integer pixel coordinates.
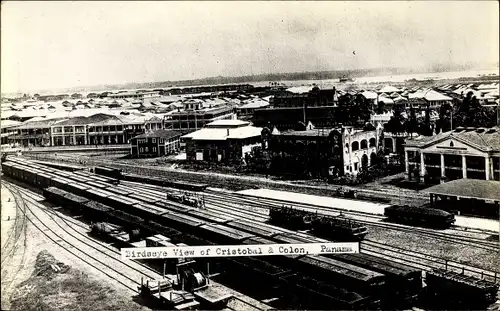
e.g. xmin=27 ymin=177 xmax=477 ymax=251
xmin=165 ymin=100 xmax=236 ymax=130
xmin=404 ymin=127 xmax=500 ymax=184
xmin=253 ymin=86 xmax=338 ymax=130
xmin=129 ymin=129 xmax=182 ymax=158
xmin=182 ymin=119 xmax=262 ymax=163
xmin=262 ymin=125 xmax=383 ymax=178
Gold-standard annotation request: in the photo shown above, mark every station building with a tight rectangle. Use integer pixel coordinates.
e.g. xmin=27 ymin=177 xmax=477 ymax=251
xmin=425 ymin=179 xmax=500 ymax=218
xmin=182 ymin=120 xmax=262 ymax=163
xmin=404 ymin=127 xmax=500 ymax=184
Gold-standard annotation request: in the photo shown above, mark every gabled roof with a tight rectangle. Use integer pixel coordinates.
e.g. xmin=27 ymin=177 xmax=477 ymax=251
xmin=360 ymin=91 xmax=378 ymax=100
xmin=405 ymin=127 xmax=500 ymax=151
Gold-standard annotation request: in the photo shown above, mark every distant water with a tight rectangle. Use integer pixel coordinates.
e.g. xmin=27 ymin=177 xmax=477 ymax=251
xmin=3 ymin=68 xmax=499 ymax=98
xmin=252 ymin=68 xmax=500 ymax=88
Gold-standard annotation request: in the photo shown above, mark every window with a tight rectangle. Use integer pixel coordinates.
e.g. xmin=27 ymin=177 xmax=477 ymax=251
xmin=354 ymin=163 xmax=358 ymax=171
xmin=360 ymin=140 xmax=368 ymax=149
xmin=352 ymin=141 xmax=359 ymax=151
xmin=153 ymin=147 xmax=157 ymax=152
xmin=152 ymin=138 xmax=156 ymax=143
xmin=145 ymin=147 xmax=149 ymax=152
xmin=159 ymin=138 xmax=164 ymax=144
xmin=140 ymin=147 xmax=144 ymax=153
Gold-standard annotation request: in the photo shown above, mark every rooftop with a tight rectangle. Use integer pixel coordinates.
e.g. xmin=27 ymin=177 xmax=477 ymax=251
xmin=132 ymin=129 xmax=181 ymax=140
xmin=405 ymin=127 xmax=500 ymax=151
xmin=425 ymin=179 xmax=500 ymax=202
xmin=378 ymin=86 xmax=401 ymax=94
xmin=206 ymin=119 xmax=249 ymax=128
xmin=279 ymin=129 xmax=333 ymax=137
xmin=182 ymin=124 xmax=262 ymax=141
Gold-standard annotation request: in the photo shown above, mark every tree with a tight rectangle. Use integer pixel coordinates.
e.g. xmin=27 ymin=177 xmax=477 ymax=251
xmin=436 ymin=102 xmax=453 ymax=133
xmin=385 ymin=103 xmax=406 ymax=135
xmin=405 ymin=104 xmax=418 ymax=136
xmin=336 ymin=94 xmax=353 ymax=125
xmin=355 ymin=94 xmax=372 ymax=124
xmin=452 ymin=91 xmax=496 ymax=128
xmin=376 ymin=100 xmax=386 ymax=114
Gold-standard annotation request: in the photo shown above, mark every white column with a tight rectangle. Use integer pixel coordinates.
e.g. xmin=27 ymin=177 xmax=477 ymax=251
xmin=420 ymin=152 xmax=426 ymax=176
xmin=440 ymin=154 xmax=445 ymax=177
xmin=50 ymin=127 xmax=54 ymax=146
xmin=61 ymin=127 xmax=65 ymax=145
xmin=462 ymin=155 xmax=467 ymax=178
xmin=72 ymin=126 xmax=76 ymax=145
xmin=405 ymin=151 xmax=410 ymax=177
xmin=392 ymin=137 xmax=396 ymax=153
xmin=485 ymin=156 xmax=491 ymax=180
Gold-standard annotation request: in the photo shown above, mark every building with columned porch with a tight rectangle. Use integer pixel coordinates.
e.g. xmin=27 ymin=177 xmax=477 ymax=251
xmin=404 ymin=127 xmax=500 ymax=184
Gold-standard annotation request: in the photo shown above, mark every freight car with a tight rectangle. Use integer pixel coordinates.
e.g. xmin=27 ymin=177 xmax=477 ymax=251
xmin=425 ymin=268 xmax=499 ymax=309
xmin=269 ymin=205 xmax=368 ymax=241
xmin=89 ymin=222 xmax=141 ymax=245
xmin=384 ymin=205 xmax=455 ymax=228
xmin=269 ymin=205 xmax=309 ymax=230
xmin=3 ymin=161 xmax=388 ymax=308
xmin=31 ymin=160 xmax=85 ymax=172
xmin=94 ymin=166 xmax=123 ymax=179
xmin=333 ymin=253 xmax=422 ymax=306
xmin=167 ymin=192 xmax=205 ymax=208
xmin=305 ymin=215 xmax=368 ymax=241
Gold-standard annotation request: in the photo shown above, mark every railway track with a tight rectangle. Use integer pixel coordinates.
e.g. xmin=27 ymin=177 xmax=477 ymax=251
xmin=126 ymin=182 xmax=498 ymax=251
xmin=6 ymin=180 xmax=273 ymax=311
xmin=2 ymin=181 xmax=151 ymax=294
xmin=24 ymin=155 xmax=430 ymax=203
xmin=125 ymin=182 xmax=499 ymax=282
xmin=205 ymin=190 xmax=499 ymax=251
xmin=0 ymin=183 xmax=29 ymax=304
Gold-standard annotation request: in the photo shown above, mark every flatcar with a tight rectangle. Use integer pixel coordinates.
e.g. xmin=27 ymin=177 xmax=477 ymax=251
xmin=305 ymin=215 xmax=368 ymax=241
xmin=384 ymin=205 xmax=455 ymax=228
xmin=269 ymin=205 xmax=368 ymax=241
xmin=269 ymin=205 xmax=310 ymax=230
xmin=167 ymin=192 xmax=204 ymax=208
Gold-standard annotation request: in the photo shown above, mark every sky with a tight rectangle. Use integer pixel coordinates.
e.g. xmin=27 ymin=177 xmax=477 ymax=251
xmin=1 ymin=1 xmax=499 ymax=94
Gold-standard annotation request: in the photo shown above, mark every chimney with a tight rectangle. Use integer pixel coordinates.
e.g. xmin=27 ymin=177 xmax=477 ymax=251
xmin=227 ymin=128 xmax=230 ymax=136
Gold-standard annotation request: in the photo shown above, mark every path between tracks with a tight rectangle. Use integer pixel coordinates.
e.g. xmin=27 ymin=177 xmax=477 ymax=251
xmin=25 ymin=154 xmax=428 ymax=206
xmin=0 ymin=181 xmax=150 ymax=311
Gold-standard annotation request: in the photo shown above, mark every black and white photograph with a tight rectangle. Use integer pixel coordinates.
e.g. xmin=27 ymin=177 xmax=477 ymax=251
xmin=1 ymin=1 xmax=499 ymax=311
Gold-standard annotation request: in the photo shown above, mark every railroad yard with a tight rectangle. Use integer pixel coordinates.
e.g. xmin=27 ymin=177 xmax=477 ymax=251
xmin=1 ymin=155 xmax=499 ymax=311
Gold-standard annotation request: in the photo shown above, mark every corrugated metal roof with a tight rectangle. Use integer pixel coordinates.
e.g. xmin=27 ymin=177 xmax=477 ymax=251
xmin=132 ymin=129 xmax=181 ymax=139
xmin=182 ymin=125 xmax=262 ymax=141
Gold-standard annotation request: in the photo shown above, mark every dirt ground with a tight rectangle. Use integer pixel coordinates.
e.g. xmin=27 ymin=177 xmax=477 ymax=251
xmin=0 ymin=184 xmax=148 ymax=311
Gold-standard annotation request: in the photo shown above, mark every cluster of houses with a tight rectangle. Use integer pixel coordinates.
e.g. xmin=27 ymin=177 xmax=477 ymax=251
xmin=2 ymin=81 xmax=499 ymax=183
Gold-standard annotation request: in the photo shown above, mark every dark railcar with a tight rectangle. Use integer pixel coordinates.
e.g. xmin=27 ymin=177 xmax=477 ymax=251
xmin=94 ymin=166 xmax=123 ymax=179
xmin=425 ymin=268 xmax=499 ymax=309
xmin=384 ymin=205 xmax=455 ymax=228
xmin=333 ymin=253 xmax=422 ymax=306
